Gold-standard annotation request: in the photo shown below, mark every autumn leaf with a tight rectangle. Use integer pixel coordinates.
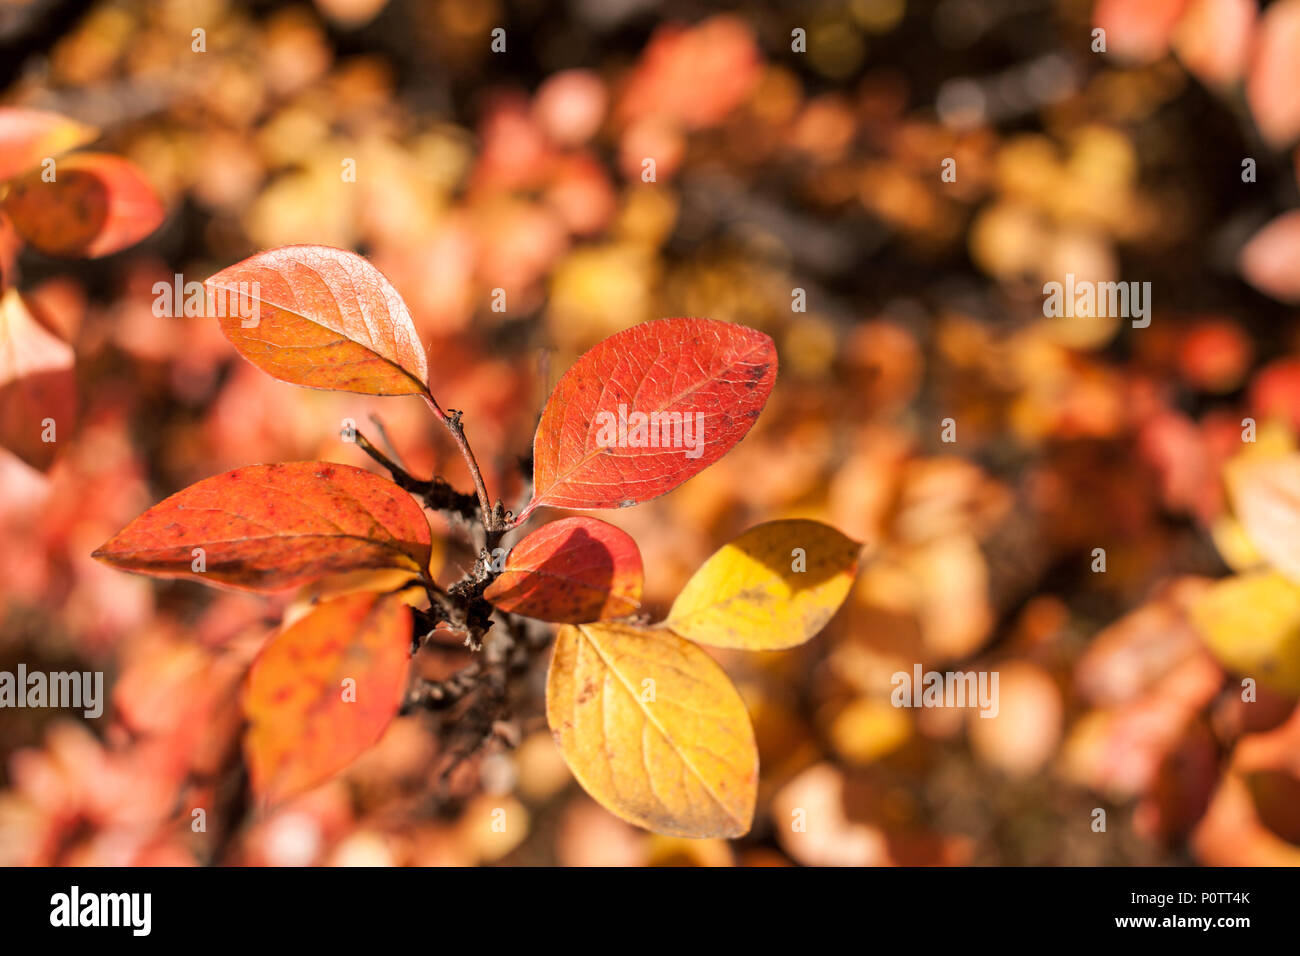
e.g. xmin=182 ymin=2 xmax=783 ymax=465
xmin=667 ymin=519 xmax=860 ymax=650
xmin=0 ymin=108 xmax=97 ymax=183
xmin=2 ymin=154 xmax=164 ymax=258
xmin=1189 ymin=570 xmax=1300 ymax=694
xmin=483 ymin=516 xmax=642 ymax=622
xmin=1247 ymin=0 xmax=1300 ymax=147
xmin=1245 ymin=769 xmax=1300 ymax=845
xmin=0 ymin=213 xmax=19 ymax=290
xmin=546 ymin=621 xmax=758 ymax=837
xmin=1239 ymin=211 xmax=1300 ymax=304
xmin=1092 ymin=0 xmax=1188 ymax=63
xmin=92 ymin=461 xmax=432 ymax=591
xmin=1227 ymin=453 xmax=1300 ymax=583
xmin=204 ymin=245 xmax=429 ymax=396
xmin=525 ymin=317 xmax=776 ymax=514
xmin=0 ymin=289 xmax=75 ymax=471
xmin=243 ymin=590 xmax=412 ymax=803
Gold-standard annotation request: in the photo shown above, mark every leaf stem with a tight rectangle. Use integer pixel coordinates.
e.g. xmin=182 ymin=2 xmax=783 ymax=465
xmin=506 ymin=499 xmax=538 ymax=529
xmin=421 ymin=391 xmax=500 ymax=533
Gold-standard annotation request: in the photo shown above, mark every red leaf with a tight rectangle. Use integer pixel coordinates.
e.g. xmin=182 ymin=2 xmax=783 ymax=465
xmin=1248 ymin=0 xmax=1300 ymax=147
xmin=2 ymin=154 xmax=164 ymax=258
xmin=484 ymin=516 xmax=643 ymax=622
xmin=0 ymin=108 xmax=97 ymax=183
xmin=1172 ymin=0 xmax=1255 ymax=88
xmin=0 ymin=213 xmax=21 ymax=291
xmin=0 ymin=289 xmax=75 ymax=471
xmin=526 ymin=317 xmax=776 ymax=513
xmin=1239 ymin=210 xmax=1300 ymax=303
xmin=204 ymin=245 xmax=429 ymax=396
xmin=92 ymin=461 xmax=432 ymax=591
xmin=243 ymin=590 xmax=412 ymax=803
xmin=1092 ymin=0 xmax=1190 ymax=63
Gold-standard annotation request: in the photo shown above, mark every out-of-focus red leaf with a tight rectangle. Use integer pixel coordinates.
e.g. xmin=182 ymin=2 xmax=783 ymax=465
xmin=1239 ymin=210 xmax=1300 ymax=303
xmin=1173 ymin=0 xmax=1255 ymax=88
xmin=1175 ymin=318 xmax=1253 ymax=393
xmin=0 ymin=289 xmax=75 ymax=471
xmin=1075 ymin=578 xmax=1210 ymax=706
xmin=1250 ymin=358 xmax=1300 ymax=432
xmin=484 ymin=516 xmax=642 ymax=622
xmin=204 ymin=245 xmax=429 ymax=396
xmin=525 ymin=317 xmax=776 ymax=513
xmin=1193 ymin=706 xmax=1300 ymax=864
xmin=0 ymin=108 xmax=97 ymax=182
xmin=1245 ymin=768 xmax=1300 ymax=844
xmin=616 ymin=15 xmax=762 ymax=130
xmin=2 ymin=153 xmax=164 ymax=258
xmin=0 ymin=213 xmax=19 ymax=290
xmin=92 ymin=462 xmax=432 ymax=591
xmin=533 ymin=69 xmax=607 ymax=146
xmin=1093 ymin=0 xmax=1191 ymax=62
xmin=1136 ymin=719 xmax=1219 ymax=842
xmin=1247 ymin=0 xmax=1300 ymax=146
xmin=243 ymin=590 xmax=411 ymax=803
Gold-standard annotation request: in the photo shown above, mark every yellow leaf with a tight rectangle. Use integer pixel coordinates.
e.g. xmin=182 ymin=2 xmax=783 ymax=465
xmin=1228 ymin=453 xmax=1300 ymax=583
xmin=828 ymin=698 xmax=911 ymax=765
xmin=546 ymin=621 xmax=758 ymax=838
xmin=1208 ymin=514 xmax=1265 ymax=574
xmin=1190 ymin=570 xmax=1300 ymax=694
xmin=666 ymin=519 xmax=860 ymax=649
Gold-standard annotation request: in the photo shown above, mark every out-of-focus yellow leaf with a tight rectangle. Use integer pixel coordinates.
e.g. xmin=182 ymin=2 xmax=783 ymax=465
xmin=1209 ymin=514 xmax=1266 ymax=573
xmin=1190 ymin=570 xmax=1300 ymax=694
xmin=827 ymin=698 xmax=911 ymax=765
xmin=666 ymin=519 xmax=860 ymax=650
xmin=1227 ymin=453 xmax=1300 ymax=583
xmin=546 ymin=621 xmax=757 ymax=838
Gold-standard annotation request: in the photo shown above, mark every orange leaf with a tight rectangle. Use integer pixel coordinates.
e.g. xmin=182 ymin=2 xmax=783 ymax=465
xmin=2 ymin=153 xmax=164 ymax=258
xmin=0 ymin=108 xmax=97 ymax=183
xmin=243 ymin=590 xmax=412 ymax=803
xmin=204 ymin=245 xmax=429 ymax=396
xmin=0 ymin=213 xmax=20 ymax=291
xmin=526 ymin=317 xmax=776 ymax=514
xmin=0 ymin=289 xmax=75 ymax=471
xmin=484 ymin=516 xmax=642 ymax=622
xmin=93 ymin=462 xmax=432 ymax=591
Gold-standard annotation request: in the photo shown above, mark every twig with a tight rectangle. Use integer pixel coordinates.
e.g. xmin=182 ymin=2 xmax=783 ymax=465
xmin=367 ymin=413 xmax=408 ymax=471
xmin=401 ymin=662 xmax=483 ymax=712
xmin=351 ymin=429 xmax=480 ymax=524
xmin=420 ymin=392 xmax=506 ymax=535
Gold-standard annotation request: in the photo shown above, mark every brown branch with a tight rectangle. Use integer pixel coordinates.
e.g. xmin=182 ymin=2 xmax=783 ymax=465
xmin=420 ymin=392 xmax=507 ymax=536
xmin=351 ymin=428 xmax=480 ymax=524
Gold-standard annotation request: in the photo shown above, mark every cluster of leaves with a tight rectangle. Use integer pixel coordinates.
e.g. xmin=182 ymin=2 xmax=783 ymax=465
xmin=91 ymin=245 xmax=859 ymax=837
xmin=0 ymin=108 xmax=164 ymax=470
xmin=5 ymin=0 xmax=1300 ymax=866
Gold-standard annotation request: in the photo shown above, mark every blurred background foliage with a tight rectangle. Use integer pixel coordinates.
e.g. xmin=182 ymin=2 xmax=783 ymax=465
xmin=3 ymin=0 xmax=1300 ymax=865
